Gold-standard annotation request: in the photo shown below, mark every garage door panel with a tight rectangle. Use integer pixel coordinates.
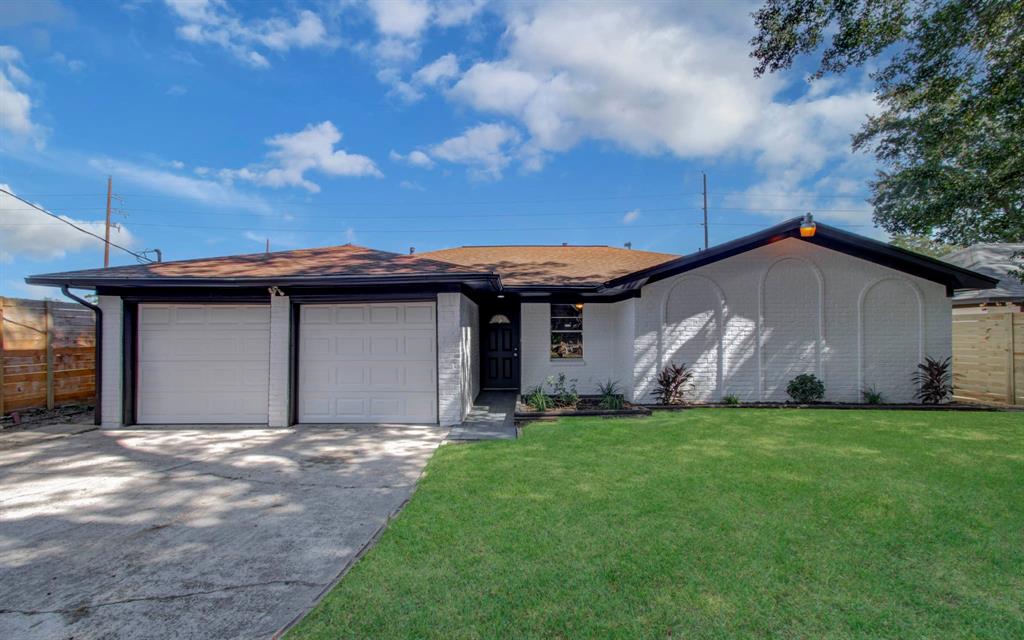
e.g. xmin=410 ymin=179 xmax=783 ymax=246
xmin=137 ymin=304 xmax=269 ymax=424
xmin=299 ymin=303 xmax=437 ymax=424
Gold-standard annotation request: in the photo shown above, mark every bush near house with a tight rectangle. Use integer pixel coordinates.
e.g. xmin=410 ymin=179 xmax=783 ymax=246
xmin=786 ymin=373 xmax=825 ymax=403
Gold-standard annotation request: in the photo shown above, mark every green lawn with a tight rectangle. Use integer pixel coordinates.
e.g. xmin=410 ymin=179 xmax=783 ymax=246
xmin=288 ymin=410 xmax=1024 ymax=639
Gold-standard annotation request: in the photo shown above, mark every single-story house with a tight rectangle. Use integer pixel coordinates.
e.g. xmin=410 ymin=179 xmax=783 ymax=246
xmin=27 ymin=217 xmax=996 ymax=427
xmin=943 ymin=243 xmax=1024 ymax=312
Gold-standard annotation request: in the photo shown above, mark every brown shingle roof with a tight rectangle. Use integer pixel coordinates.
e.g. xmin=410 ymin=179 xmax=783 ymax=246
xmin=419 ymin=245 xmax=680 ymax=286
xmin=31 ymin=244 xmax=488 ymax=282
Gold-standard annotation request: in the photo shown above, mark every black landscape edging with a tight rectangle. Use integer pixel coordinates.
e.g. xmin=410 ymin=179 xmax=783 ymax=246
xmin=640 ymin=402 xmax=1001 ymax=412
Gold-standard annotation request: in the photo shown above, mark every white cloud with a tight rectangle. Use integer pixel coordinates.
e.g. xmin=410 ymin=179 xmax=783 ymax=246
xmin=428 ymin=122 xmax=520 ymax=179
xmin=169 ymin=159 xmax=185 ymax=169
xmin=88 ymin=157 xmax=274 ymax=215
xmin=0 ymin=46 xmax=40 ymax=139
xmin=221 ymin=121 xmax=382 ymax=192
xmin=367 ymin=0 xmax=432 ymax=38
xmin=413 ymin=53 xmax=458 ymax=86
xmin=390 ymin=149 xmax=434 ymax=168
xmin=49 ymin=52 xmax=85 ymax=73
xmin=434 ymin=0 xmax=486 ymax=27
xmin=164 ymin=0 xmax=336 ymax=68
xmin=445 ymin=3 xmax=878 ymax=214
xmin=166 ymin=84 xmax=188 ymax=96
xmin=622 ymin=209 xmax=639 ymax=224
xmin=0 ymin=184 xmax=135 ymax=263
xmin=399 ymin=180 xmax=425 ymax=191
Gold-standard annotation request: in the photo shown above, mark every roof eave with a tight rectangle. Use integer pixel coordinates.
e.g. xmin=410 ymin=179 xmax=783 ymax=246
xmin=602 ymin=218 xmax=1000 ymax=294
xmin=25 ymin=272 xmax=502 ymax=291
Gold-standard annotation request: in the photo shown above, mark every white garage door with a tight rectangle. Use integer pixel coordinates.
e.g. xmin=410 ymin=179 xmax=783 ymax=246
xmin=299 ymin=302 xmax=437 ymax=424
xmin=137 ymin=304 xmax=270 ymax=424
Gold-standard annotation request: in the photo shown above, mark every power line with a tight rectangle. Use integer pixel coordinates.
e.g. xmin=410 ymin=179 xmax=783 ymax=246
xmin=0 ymin=204 xmax=873 ymax=219
xmin=0 ymin=186 xmax=154 ymax=263
xmin=0 ymin=219 xmax=871 ymax=233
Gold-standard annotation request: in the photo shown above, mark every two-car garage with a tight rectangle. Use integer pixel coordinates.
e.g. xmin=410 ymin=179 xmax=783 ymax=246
xmin=134 ymin=301 xmax=438 ymax=425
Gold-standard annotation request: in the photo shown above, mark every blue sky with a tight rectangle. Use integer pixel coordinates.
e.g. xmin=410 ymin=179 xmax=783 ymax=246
xmin=0 ymin=0 xmax=880 ymax=298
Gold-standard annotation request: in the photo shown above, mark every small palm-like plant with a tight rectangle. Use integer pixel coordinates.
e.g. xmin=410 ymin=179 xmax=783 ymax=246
xmin=524 ymin=386 xmax=551 ymax=411
xmin=654 ymin=363 xmax=694 ymax=405
xmin=861 ymin=386 xmax=885 ymax=405
xmin=912 ymin=356 xmax=953 ymax=404
xmin=597 ymin=379 xmax=625 ymax=410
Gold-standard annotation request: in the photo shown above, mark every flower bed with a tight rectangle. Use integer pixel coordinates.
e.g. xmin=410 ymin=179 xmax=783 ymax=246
xmin=641 ymin=401 xmax=1001 ymax=412
xmin=515 ymin=395 xmax=651 ymax=422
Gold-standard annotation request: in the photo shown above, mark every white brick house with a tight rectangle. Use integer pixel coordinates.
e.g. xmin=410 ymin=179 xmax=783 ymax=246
xmin=28 ymin=217 xmax=995 ymax=428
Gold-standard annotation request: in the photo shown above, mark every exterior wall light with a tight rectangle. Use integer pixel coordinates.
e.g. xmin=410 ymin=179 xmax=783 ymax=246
xmin=574 ymin=303 xmax=585 ymax=311
xmin=800 ymin=213 xmax=817 ymax=238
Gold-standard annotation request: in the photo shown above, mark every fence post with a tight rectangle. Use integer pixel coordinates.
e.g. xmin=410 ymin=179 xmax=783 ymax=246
xmin=45 ymin=300 xmax=54 ymax=410
xmin=1010 ymin=309 xmax=1017 ymax=405
xmin=0 ymin=296 xmax=5 ymax=416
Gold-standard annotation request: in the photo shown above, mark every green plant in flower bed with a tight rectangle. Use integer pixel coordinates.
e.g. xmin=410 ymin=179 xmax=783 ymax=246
xmin=913 ymin=356 xmax=953 ymax=404
xmin=523 ymin=386 xmax=551 ymax=412
xmin=596 ymin=379 xmax=625 ymax=410
xmin=722 ymin=393 xmax=741 ymax=405
xmin=787 ymin=373 xmax=825 ymax=403
xmin=653 ymin=363 xmax=694 ymax=405
xmin=862 ymin=386 xmax=885 ymax=405
xmin=547 ymin=374 xmax=579 ymax=409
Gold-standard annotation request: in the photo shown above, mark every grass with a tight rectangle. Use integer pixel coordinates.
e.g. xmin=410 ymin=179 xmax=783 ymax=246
xmin=287 ymin=410 xmax=1024 ymax=639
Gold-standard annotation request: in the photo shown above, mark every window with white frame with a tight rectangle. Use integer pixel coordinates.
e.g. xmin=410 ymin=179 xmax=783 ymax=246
xmin=550 ymin=303 xmax=583 ymax=359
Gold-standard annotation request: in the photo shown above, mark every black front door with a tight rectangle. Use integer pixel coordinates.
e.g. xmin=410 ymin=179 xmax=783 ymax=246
xmin=481 ymin=303 xmax=520 ymax=389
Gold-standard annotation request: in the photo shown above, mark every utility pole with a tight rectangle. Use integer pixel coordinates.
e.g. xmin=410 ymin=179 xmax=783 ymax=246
xmin=702 ymin=171 xmax=709 ymax=250
xmin=103 ymin=176 xmax=112 ymax=268
xmin=265 ymin=238 xmax=270 ymax=254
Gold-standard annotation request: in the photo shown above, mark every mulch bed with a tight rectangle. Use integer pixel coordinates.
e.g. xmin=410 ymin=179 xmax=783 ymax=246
xmin=515 ymin=396 xmax=651 ymax=422
xmin=1 ymin=404 xmax=95 ymax=430
xmin=641 ymin=402 xmax=1003 ymax=412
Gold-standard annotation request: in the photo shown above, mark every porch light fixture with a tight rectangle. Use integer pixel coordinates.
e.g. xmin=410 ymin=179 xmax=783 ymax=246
xmin=574 ymin=303 xmax=585 ymax=311
xmin=800 ymin=213 xmax=817 ymax=238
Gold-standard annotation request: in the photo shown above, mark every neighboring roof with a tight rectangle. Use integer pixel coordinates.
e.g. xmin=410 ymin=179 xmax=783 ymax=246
xmin=942 ymin=243 xmax=1024 ymax=304
xmin=604 ymin=217 xmax=1000 ymax=294
xmin=26 ymin=244 xmax=497 ymax=289
xmin=419 ymin=245 xmax=680 ymax=286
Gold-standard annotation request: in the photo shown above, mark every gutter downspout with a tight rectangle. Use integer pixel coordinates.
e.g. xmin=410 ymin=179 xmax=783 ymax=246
xmin=61 ymin=286 xmax=101 ymax=426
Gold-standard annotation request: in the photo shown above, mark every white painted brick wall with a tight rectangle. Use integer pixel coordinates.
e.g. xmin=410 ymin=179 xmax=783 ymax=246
xmin=521 ymin=300 xmax=632 ymax=395
xmin=438 ymin=293 xmax=480 ymax=426
xmin=633 ymin=238 xmax=951 ymax=403
xmin=437 ymin=292 xmax=462 ymax=426
xmin=98 ymin=295 xmax=123 ymax=428
xmin=460 ymin=295 xmax=480 ymax=418
xmin=267 ymin=295 xmax=290 ymax=427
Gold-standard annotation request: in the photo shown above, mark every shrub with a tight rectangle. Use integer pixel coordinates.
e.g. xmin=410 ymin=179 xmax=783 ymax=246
xmin=786 ymin=374 xmax=825 ymax=403
xmin=722 ymin=393 xmax=741 ymax=405
xmin=597 ymin=379 xmax=625 ymax=410
xmin=913 ymin=356 xmax=953 ymax=404
xmin=547 ymin=373 xmax=579 ymax=408
xmin=862 ymin=386 xmax=885 ymax=405
xmin=653 ymin=363 xmax=694 ymax=405
xmin=524 ymin=386 xmax=551 ymax=411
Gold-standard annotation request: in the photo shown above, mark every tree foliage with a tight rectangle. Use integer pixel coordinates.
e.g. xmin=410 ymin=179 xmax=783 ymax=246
xmin=751 ymin=0 xmax=1024 ymax=249
xmin=889 ymin=234 xmax=961 ymax=258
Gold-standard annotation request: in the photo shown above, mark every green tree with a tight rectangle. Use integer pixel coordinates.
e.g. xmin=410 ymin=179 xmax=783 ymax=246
xmin=751 ymin=0 xmax=1024 ymax=251
xmin=889 ymin=234 xmax=962 ymax=258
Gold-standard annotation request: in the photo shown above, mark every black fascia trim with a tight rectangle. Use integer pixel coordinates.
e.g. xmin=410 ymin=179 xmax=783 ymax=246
xmin=105 ymin=287 xmax=272 ymax=303
xmin=603 ymin=218 xmax=1000 ymax=293
xmin=26 ymin=273 xmax=500 ymax=290
xmin=285 ymin=283 xmax=458 ymax=303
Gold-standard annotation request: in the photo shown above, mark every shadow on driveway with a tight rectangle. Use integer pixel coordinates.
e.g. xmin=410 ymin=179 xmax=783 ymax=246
xmin=0 ymin=423 xmax=448 ymax=639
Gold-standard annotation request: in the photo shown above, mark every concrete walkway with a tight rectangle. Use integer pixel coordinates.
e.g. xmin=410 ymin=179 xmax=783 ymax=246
xmin=447 ymin=391 xmax=518 ymax=441
xmin=0 ymin=424 xmax=447 ymax=639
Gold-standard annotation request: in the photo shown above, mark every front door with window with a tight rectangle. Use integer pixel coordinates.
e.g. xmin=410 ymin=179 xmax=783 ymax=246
xmin=481 ymin=303 xmax=520 ymax=389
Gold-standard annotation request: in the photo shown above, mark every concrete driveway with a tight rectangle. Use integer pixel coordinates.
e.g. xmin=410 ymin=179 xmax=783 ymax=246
xmin=0 ymin=423 xmax=448 ymax=639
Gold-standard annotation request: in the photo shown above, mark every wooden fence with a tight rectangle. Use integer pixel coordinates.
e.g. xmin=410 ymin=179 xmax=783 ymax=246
xmin=952 ymin=308 xmax=1024 ymax=405
xmin=0 ymin=296 xmax=96 ymax=414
